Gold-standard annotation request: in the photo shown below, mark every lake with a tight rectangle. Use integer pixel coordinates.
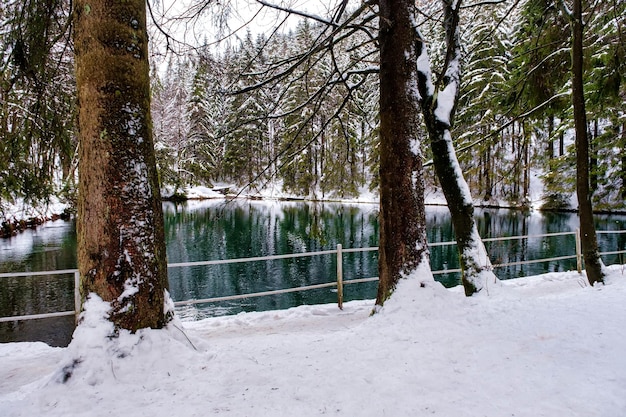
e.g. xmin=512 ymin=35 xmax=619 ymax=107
xmin=1 ymin=200 xmax=625 ymax=346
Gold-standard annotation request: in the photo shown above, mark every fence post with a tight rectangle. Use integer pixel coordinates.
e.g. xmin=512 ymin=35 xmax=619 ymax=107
xmin=74 ymin=270 xmax=81 ymax=323
xmin=575 ymin=228 xmax=582 ymax=273
xmin=336 ymin=244 xmax=343 ymax=310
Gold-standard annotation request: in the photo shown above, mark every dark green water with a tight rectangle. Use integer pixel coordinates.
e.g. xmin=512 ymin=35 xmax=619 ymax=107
xmin=1 ymin=200 xmax=625 ymax=345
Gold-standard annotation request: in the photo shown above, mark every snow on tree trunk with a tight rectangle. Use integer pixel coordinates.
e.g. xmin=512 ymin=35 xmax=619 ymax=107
xmin=428 ymin=128 xmax=496 ymax=295
xmin=375 ymin=0 xmax=430 ymax=307
xmin=417 ymin=0 xmax=498 ymax=295
xmin=74 ymin=0 xmax=171 ymax=330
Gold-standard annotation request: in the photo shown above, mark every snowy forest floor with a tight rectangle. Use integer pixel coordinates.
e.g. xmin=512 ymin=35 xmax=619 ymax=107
xmin=1 ymin=264 xmax=625 ymax=417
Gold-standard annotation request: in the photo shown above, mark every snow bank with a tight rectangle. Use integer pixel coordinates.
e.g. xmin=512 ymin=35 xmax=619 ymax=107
xmin=0 ymin=196 xmax=68 ymax=224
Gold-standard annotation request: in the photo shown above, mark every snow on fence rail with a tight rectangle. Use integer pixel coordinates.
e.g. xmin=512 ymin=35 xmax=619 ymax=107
xmin=1 ymin=229 xmax=624 ymax=323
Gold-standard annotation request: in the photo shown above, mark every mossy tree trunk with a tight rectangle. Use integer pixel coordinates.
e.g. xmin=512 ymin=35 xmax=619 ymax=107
xmin=376 ymin=0 xmax=430 ymax=306
xmin=74 ymin=0 xmax=170 ymax=330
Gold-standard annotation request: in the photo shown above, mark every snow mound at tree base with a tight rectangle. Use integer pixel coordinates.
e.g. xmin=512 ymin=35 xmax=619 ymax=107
xmin=40 ymin=294 xmax=213 ymax=410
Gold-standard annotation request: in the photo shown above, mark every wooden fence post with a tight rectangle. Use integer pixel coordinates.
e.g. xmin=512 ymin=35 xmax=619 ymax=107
xmin=575 ymin=228 xmax=582 ymax=273
xmin=74 ymin=270 xmax=81 ymax=323
xmin=337 ymin=244 xmax=343 ymax=310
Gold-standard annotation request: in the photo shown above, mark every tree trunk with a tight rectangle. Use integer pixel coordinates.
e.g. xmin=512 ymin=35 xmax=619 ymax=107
xmin=523 ymin=133 xmax=530 ymax=204
xmin=426 ymin=126 xmax=494 ymax=295
xmin=483 ymin=141 xmax=493 ymax=201
xmin=547 ymin=116 xmax=555 ymax=159
xmin=622 ymin=123 xmax=626 ymax=200
xmin=570 ymin=0 xmax=604 ymax=285
xmin=376 ymin=0 xmax=429 ymax=306
xmin=74 ymin=0 xmax=170 ymax=330
xmin=513 ymin=125 xmax=521 ymax=200
xmin=420 ymin=0 xmax=496 ymax=295
xmin=590 ymin=120 xmax=598 ymax=193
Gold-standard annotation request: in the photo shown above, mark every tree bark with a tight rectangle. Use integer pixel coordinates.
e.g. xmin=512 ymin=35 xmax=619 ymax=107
xmin=419 ymin=0 xmax=496 ymax=295
xmin=523 ymin=133 xmax=530 ymax=204
xmin=547 ymin=116 xmax=555 ymax=159
xmin=590 ymin=120 xmax=598 ymax=193
xmin=74 ymin=0 xmax=170 ymax=330
xmin=376 ymin=0 xmax=429 ymax=306
xmin=569 ymin=0 xmax=604 ymax=285
xmin=622 ymin=123 xmax=626 ymax=200
xmin=426 ymin=126 xmax=494 ymax=295
xmin=482 ymin=142 xmax=493 ymax=200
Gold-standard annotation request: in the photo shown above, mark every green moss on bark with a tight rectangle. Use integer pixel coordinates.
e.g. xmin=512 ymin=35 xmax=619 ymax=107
xmin=74 ymin=0 xmax=169 ymax=331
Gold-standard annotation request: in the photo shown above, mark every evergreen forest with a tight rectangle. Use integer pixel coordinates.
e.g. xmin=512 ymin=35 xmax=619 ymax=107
xmin=1 ymin=0 xmax=625 ymax=215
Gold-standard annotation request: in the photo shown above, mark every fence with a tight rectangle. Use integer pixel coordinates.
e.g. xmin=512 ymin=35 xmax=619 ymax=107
xmin=1 ymin=229 xmax=625 ymax=323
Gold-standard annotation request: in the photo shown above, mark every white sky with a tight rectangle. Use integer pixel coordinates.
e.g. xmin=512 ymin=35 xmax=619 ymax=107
xmin=149 ymin=0 xmax=345 ymax=57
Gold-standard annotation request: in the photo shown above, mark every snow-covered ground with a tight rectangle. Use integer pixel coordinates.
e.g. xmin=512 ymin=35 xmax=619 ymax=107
xmin=1 ymin=264 xmax=625 ymax=417
xmin=0 ymin=196 xmax=68 ymax=223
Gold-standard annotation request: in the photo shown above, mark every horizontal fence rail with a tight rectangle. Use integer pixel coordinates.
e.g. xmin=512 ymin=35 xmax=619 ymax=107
xmin=1 ymin=229 xmax=625 ymax=323
xmin=0 ymin=270 xmax=81 ymax=323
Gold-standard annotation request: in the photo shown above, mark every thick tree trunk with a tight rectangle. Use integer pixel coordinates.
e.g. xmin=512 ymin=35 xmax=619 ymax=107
xmin=74 ymin=0 xmax=170 ymax=330
xmin=570 ymin=0 xmax=604 ymax=285
xmin=376 ymin=0 xmax=429 ymax=306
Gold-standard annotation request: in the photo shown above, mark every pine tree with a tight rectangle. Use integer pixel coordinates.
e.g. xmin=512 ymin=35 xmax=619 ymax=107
xmin=0 ymin=0 xmax=76 ymax=207
xmin=454 ymin=1 xmax=517 ymax=202
xmin=151 ymin=58 xmax=193 ymax=191
xmin=413 ymin=0 xmax=498 ymax=295
xmin=506 ymin=0 xmax=572 ymax=208
xmin=224 ymin=31 xmax=269 ymax=188
xmin=186 ymin=47 xmax=228 ymax=185
xmin=582 ymin=1 xmax=626 ymax=208
xmin=275 ymin=21 xmax=321 ymax=197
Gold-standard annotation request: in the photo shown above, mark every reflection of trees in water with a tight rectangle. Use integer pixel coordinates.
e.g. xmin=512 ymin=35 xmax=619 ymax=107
xmin=475 ymin=209 xmax=605 ymax=279
xmin=2 ymin=203 xmax=626 ymax=328
xmin=165 ymin=202 xmax=625 ymax=313
xmin=0 ymin=228 xmax=77 ymax=318
xmin=163 ymin=201 xmax=383 ymax=316
xmin=0 ymin=316 xmax=74 ymax=347
xmin=594 ymin=215 xmax=626 ymax=266
xmin=426 ymin=208 xmax=460 ymax=287
xmin=0 ymin=223 xmax=77 ymax=345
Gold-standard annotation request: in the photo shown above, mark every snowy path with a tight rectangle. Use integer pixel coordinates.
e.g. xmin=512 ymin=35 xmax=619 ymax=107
xmin=1 ymin=266 xmax=625 ymax=417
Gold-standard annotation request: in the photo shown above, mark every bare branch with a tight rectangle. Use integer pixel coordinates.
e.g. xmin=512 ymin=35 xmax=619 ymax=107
xmin=461 ymin=0 xmax=509 ymax=8
xmin=254 ymin=0 xmax=336 ymax=27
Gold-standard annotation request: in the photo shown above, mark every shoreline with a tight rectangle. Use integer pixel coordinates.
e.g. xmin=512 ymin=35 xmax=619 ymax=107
xmin=1 ymin=211 xmax=72 ymax=239
xmin=2 ymin=194 xmax=625 ymax=239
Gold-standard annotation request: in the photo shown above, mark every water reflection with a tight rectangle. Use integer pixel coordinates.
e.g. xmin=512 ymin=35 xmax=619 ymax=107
xmin=0 ymin=220 xmax=77 ymax=346
xmin=163 ymin=201 xmax=381 ymax=319
xmin=1 ymin=201 xmax=625 ymax=345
